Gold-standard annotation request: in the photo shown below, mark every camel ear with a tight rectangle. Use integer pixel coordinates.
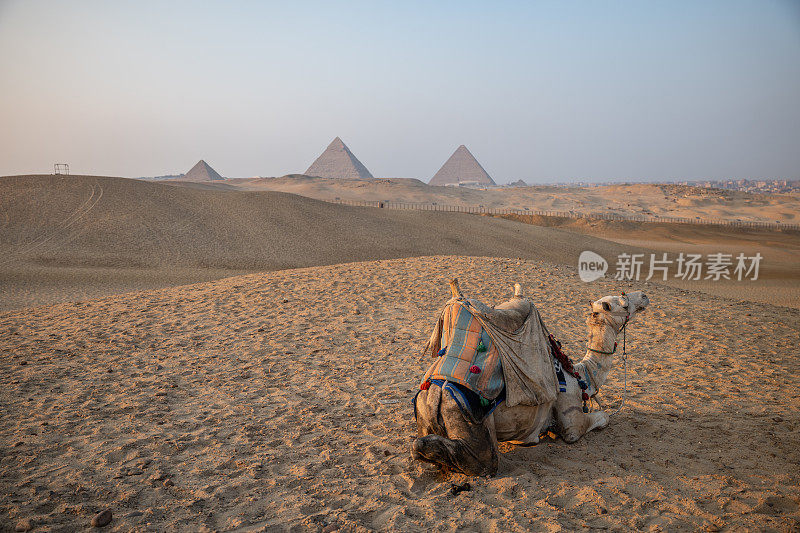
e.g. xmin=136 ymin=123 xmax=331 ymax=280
xmin=601 ymin=302 xmax=611 ymax=311
xmin=514 ymin=283 xmax=523 ymax=297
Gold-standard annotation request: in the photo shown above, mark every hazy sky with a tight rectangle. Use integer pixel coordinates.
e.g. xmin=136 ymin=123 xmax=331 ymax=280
xmin=1 ymin=1 xmax=798 ymax=183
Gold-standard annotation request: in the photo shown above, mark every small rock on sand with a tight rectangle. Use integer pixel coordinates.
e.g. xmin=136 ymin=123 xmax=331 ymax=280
xmin=15 ymin=518 xmax=33 ymax=532
xmin=91 ymin=509 xmax=113 ymax=527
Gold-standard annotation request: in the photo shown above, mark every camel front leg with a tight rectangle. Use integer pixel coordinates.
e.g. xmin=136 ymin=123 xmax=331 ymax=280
xmin=555 ymin=397 xmax=609 ymax=443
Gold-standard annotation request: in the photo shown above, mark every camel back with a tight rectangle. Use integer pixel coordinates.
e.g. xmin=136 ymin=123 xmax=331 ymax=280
xmin=423 ymin=296 xmax=558 ymax=408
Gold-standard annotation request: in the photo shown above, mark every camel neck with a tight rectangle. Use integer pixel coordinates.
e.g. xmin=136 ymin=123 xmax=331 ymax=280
xmin=578 ymin=319 xmax=618 ymax=395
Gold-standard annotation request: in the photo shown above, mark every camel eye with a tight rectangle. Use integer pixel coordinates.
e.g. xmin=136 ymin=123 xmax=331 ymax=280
xmin=601 ymin=302 xmax=611 ymax=311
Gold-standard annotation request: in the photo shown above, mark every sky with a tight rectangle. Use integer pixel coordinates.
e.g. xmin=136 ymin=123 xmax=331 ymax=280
xmin=0 ymin=1 xmax=798 ymax=183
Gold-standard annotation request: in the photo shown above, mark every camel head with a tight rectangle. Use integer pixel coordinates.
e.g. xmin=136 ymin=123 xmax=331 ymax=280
xmin=590 ymin=290 xmax=649 ymax=331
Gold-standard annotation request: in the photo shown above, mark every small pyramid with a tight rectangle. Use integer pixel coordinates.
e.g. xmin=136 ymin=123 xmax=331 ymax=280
xmin=428 ymin=145 xmax=495 ymax=186
xmin=182 ymin=160 xmax=224 ymax=181
xmin=304 ymin=137 xmax=374 ymax=179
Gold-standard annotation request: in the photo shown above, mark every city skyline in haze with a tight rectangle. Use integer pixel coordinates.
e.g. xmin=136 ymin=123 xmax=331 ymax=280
xmin=1 ymin=1 xmax=798 ymax=183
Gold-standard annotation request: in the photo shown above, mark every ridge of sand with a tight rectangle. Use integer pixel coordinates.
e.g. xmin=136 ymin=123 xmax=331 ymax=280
xmin=230 ymin=176 xmax=800 ymax=225
xmin=2 ymin=175 xmax=797 ymax=310
xmin=2 ymin=256 xmax=798 ymax=531
xmin=0 ymin=175 xmax=650 ymax=310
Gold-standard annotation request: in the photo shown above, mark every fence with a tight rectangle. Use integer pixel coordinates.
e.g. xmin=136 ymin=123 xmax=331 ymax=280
xmin=328 ymin=198 xmax=800 ymax=231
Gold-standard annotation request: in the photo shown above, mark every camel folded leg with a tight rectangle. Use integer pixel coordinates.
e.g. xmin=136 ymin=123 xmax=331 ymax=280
xmin=412 ymin=384 xmax=499 ymax=476
xmin=556 ymin=400 xmax=610 ymax=443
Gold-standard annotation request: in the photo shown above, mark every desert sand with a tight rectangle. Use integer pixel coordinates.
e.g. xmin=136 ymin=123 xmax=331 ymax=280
xmin=2 ymin=256 xmax=799 ymax=531
xmin=2 ymin=175 xmax=798 ymax=310
xmin=2 ymin=174 xmax=799 ymax=531
xmin=228 ymin=176 xmax=800 ymax=225
xmin=0 ymin=175 xmax=648 ymax=311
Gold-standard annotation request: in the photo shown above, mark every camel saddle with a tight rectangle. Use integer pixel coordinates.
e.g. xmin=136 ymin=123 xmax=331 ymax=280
xmin=422 ymin=295 xmax=558 ymax=408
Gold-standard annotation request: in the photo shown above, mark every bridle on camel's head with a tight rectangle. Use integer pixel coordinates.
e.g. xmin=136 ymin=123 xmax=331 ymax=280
xmin=586 ymin=292 xmax=633 ymax=416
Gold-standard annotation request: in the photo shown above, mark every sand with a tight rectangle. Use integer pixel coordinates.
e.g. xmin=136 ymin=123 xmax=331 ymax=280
xmin=1 ymin=256 xmax=798 ymax=531
xmin=2 ymin=173 xmax=799 ymax=531
xmin=3 ymin=175 xmax=798 ymax=311
xmin=494 ymin=214 xmax=800 ymax=309
xmin=228 ymin=176 xmax=800 ymax=225
xmin=0 ymin=175 xmax=653 ymax=311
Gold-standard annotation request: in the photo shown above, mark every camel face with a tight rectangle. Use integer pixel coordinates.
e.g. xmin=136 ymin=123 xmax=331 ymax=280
xmin=591 ymin=291 xmax=649 ymax=327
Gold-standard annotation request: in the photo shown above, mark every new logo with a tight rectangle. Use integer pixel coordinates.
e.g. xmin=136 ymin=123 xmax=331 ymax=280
xmin=578 ymin=251 xmax=608 ymax=282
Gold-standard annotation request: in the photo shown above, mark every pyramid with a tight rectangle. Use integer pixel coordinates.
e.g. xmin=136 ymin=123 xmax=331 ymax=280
xmin=304 ymin=137 xmax=374 ymax=179
xmin=182 ymin=160 xmax=224 ymax=181
xmin=428 ymin=145 xmax=495 ymax=186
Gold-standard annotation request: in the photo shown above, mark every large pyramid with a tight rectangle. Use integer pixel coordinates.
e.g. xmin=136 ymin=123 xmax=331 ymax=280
xmin=428 ymin=145 xmax=495 ymax=186
xmin=304 ymin=137 xmax=374 ymax=179
xmin=182 ymin=160 xmax=225 ymax=181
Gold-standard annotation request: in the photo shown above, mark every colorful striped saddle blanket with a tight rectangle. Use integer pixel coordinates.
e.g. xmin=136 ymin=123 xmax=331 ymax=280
xmin=422 ymin=300 xmax=505 ymax=401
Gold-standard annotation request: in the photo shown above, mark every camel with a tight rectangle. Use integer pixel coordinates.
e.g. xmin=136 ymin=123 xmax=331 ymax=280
xmin=412 ymin=279 xmax=650 ymax=476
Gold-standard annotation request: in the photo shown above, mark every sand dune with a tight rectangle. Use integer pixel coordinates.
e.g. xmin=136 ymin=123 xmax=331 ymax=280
xmin=494 ymin=214 xmax=800 ymax=308
xmin=2 ymin=174 xmax=798 ymax=311
xmin=229 ymin=176 xmax=800 ymax=225
xmin=0 ymin=175 xmax=650 ymax=310
xmin=2 ymin=257 xmax=798 ymax=531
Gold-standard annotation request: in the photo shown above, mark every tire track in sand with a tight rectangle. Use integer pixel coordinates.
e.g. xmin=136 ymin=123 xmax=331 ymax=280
xmin=0 ymin=179 xmax=104 ymax=268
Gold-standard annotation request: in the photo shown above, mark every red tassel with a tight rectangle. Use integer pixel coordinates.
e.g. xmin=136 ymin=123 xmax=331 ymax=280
xmin=420 ymin=381 xmax=431 ymax=390
xmin=469 ymin=365 xmax=481 ymax=374
xmin=582 ymin=392 xmax=589 ymax=401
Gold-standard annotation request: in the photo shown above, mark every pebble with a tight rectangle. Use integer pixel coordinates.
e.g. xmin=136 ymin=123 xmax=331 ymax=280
xmin=15 ymin=518 xmax=33 ymax=532
xmin=19 ymin=361 xmax=27 ymax=366
xmin=91 ymin=509 xmax=113 ymax=527
xmin=322 ymin=524 xmax=339 ymax=533
xmin=125 ymin=511 xmax=143 ymax=518
xmin=450 ymin=482 xmax=471 ymax=496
